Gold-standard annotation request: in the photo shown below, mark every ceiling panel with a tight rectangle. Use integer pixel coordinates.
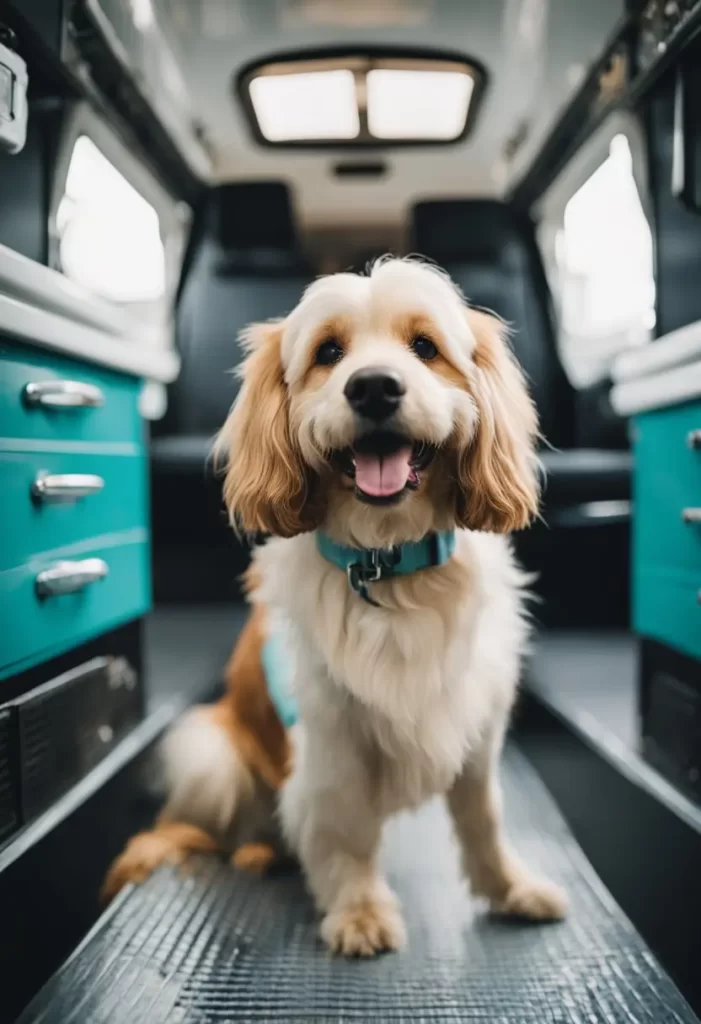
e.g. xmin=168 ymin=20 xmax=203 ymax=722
xmin=98 ymin=0 xmax=626 ymax=226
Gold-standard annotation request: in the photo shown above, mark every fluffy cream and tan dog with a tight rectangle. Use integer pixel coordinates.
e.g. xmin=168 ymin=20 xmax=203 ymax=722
xmin=104 ymin=258 xmax=566 ymax=955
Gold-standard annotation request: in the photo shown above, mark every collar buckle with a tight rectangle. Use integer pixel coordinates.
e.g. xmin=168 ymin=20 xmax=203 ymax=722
xmin=347 ymin=549 xmax=384 ymax=605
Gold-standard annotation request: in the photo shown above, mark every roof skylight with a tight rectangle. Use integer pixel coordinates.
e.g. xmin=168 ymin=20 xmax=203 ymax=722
xmin=366 ymin=68 xmax=474 ymax=141
xmin=240 ymin=53 xmax=483 ymax=146
xmin=249 ymin=69 xmax=359 ymax=142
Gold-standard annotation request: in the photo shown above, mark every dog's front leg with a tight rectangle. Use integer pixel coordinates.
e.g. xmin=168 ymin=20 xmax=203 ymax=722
xmin=280 ymin=734 xmax=406 ymax=956
xmin=447 ymin=726 xmax=567 ymax=921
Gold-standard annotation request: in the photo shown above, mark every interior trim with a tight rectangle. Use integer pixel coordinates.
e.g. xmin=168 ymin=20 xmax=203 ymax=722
xmin=47 ymin=103 xmax=191 ymax=327
xmin=512 ymin=2 xmax=701 ymax=211
xmin=0 ymin=243 xmax=180 ymax=381
xmin=516 ymin=685 xmax=701 ymax=1013
xmin=611 ymin=358 xmax=701 ymax=416
xmin=548 ymin=500 xmax=632 ymax=528
xmin=614 ymin=317 xmax=701 ymax=382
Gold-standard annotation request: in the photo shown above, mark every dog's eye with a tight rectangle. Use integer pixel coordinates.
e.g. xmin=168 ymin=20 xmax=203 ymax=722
xmin=315 ymin=338 xmax=344 ymax=366
xmin=410 ymin=335 xmax=438 ymax=361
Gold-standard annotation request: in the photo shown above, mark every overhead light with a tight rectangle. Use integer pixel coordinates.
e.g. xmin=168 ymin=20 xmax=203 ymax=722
xmin=240 ymin=53 xmax=484 ymax=146
xmin=249 ymin=69 xmax=359 ymax=142
xmin=367 ymin=69 xmax=474 ymax=141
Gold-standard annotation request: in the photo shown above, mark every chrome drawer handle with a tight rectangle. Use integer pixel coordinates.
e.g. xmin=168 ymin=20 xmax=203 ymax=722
xmin=24 ymin=380 xmax=104 ymax=409
xmin=32 ymin=473 xmax=105 ymax=503
xmin=682 ymin=508 xmax=701 ymax=523
xmin=688 ymin=430 xmax=701 ymax=450
xmin=35 ymin=558 xmax=109 ymax=597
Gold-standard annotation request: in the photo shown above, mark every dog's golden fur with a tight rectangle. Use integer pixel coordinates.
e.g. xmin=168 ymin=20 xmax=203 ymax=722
xmin=218 ymin=323 xmax=321 ymax=538
xmin=105 ymin=259 xmax=566 ymax=955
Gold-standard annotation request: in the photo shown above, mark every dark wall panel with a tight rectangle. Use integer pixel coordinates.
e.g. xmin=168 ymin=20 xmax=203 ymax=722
xmin=10 ymin=0 xmax=66 ymax=57
xmin=0 ymin=113 xmax=48 ymax=264
xmin=646 ymin=64 xmax=701 ymax=336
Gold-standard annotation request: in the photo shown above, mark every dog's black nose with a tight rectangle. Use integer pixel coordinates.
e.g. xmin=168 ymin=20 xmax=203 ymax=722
xmin=344 ymin=367 xmax=406 ymax=421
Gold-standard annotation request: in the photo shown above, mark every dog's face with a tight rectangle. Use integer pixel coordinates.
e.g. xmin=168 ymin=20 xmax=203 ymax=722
xmin=218 ymin=259 xmax=539 ymax=546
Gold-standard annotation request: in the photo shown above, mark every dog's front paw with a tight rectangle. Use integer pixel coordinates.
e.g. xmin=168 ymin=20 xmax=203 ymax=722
xmin=231 ymin=842 xmax=278 ymax=875
xmin=493 ymin=873 xmax=568 ymax=921
xmin=321 ymin=897 xmax=407 ymax=956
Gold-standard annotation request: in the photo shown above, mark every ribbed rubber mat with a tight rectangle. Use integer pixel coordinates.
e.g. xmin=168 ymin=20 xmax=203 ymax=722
xmin=18 ymin=746 xmax=698 ymax=1024
xmin=0 ymin=708 xmax=18 ymax=844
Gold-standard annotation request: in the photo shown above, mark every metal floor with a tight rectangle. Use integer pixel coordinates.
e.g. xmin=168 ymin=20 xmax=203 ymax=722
xmin=145 ymin=605 xmax=247 ymax=714
xmin=17 ymin=746 xmax=698 ymax=1024
xmin=528 ymin=630 xmax=639 ymax=750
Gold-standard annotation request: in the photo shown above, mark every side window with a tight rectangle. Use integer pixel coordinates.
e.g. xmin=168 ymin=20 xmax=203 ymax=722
xmin=57 ymin=136 xmax=166 ymax=306
xmin=50 ymin=105 xmax=189 ymax=354
xmin=540 ymin=129 xmax=655 ymax=388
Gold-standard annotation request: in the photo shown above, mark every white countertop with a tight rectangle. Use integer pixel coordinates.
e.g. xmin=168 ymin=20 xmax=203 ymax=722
xmin=612 ymin=320 xmax=701 ymax=416
xmin=0 ymin=243 xmax=180 ymax=383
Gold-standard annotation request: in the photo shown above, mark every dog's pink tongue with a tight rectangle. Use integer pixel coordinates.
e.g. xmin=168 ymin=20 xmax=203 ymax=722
xmin=354 ymin=447 xmax=412 ymax=497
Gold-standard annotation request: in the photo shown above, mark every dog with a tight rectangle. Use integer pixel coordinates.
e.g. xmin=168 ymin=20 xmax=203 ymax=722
xmin=104 ymin=257 xmax=567 ymax=956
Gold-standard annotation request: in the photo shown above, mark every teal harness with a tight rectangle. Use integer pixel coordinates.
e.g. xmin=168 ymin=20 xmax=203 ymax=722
xmin=263 ymin=529 xmax=456 ymax=727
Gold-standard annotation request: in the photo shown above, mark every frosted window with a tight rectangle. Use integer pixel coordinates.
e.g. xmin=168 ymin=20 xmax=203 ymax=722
xmin=57 ymin=136 xmax=166 ymax=304
xmin=367 ymin=69 xmax=473 ymax=140
xmin=250 ymin=70 xmax=359 ymax=141
xmin=555 ymin=134 xmax=655 ymax=386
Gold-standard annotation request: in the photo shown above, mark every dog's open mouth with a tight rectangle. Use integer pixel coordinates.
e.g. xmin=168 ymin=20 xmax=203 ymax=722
xmin=334 ymin=433 xmax=436 ymax=506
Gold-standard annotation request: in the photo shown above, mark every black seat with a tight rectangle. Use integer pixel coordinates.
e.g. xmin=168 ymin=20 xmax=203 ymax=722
xmin=411 ymin=199 xmax=632 ymax=627
xmin=157 ymin=182 xmax=312 ymax=462
xmin=412 ymin=199 xmax=574 ymax=448
xmin=410 ymin=199 xmax=632 ymax=509
xmin=151 ymin=183 xmax=312 ymax=600
xmin=539 ymin=449 xmax=631 ymax=505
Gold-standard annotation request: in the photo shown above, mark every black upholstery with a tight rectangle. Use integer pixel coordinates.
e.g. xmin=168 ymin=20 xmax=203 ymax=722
xmin=173 ymin=255 xmax=308 ymax=436
xmin=541 ymin=449 xmax=631 ymax=504
xmin=151 ymin=183 xmax=312 ymax=601
xmin=412 ymin=199 xmax=575 ymax=449
xmin=169 ymin=183 xmax=311 ymax=439
xmin=215 ymin=181 xmax=298 ymax=252
xmin=411 ymin=199 xmax=632 ymax=627
xmin=410 ymin=199 xmax=631 ymax=510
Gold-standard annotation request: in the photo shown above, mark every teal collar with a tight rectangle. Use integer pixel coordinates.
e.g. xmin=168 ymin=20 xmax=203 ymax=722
xmin=316 ymin=530 xmax=456 ymax=605
xmin=262 ymin=530 xmax=457 ymax=728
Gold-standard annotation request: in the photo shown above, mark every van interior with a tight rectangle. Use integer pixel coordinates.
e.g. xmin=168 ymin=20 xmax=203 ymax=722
xmin=2 ymin=1 xmax=701 ymax=1021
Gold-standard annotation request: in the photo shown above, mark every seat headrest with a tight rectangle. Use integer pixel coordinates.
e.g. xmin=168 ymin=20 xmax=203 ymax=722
xmin=213 ymin=181 xmax=297 ymax=250
xmin=206 ymin=181 xmax=310 ymax=276
xmin=214 ymin=248 xmax=305 ymax=278
xmin=410 ymin=199 xmax=531 ymax=268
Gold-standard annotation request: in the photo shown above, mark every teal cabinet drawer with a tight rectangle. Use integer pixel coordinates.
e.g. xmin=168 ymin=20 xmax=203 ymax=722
xmin=634 ymin=566 xmax=701 ymax=660
xmin=633 ymin=402 xmax=701 ymax=573
xmin=0 ymin=534 xmax=150 ymax=678
xmin=0 ymin=450 xmax=147 ymax=571
xmin=0 ymin=341 xmax=143 ymax=446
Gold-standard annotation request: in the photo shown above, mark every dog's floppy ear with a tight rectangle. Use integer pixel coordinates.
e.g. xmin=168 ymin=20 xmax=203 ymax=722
xmin=216 ymin=320 xmax=320 ymax=538
xmin=455 ymin=308 xmax=540 ymax=533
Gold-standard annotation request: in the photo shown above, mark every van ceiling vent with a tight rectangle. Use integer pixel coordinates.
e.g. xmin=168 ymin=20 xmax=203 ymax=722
xmin=333 ymin=161 xmax=388 ymax=179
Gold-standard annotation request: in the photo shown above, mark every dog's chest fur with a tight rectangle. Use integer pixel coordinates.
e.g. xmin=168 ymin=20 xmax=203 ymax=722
xmin=256 ymin=531 xmax=526 ymax=812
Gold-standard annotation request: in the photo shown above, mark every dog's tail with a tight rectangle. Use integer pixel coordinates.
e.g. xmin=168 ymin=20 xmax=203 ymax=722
xmin=160 ymin=596 xmax=292 ymax=838
xmin=101 ymin=596 xmax=292 ymax=902
xmin=161 ymin=702 xmax=255 ymax=837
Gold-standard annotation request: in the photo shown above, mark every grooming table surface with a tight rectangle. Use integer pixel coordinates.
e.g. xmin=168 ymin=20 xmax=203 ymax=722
xmin=18 ymin=746 xmax=698 ymax=1023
